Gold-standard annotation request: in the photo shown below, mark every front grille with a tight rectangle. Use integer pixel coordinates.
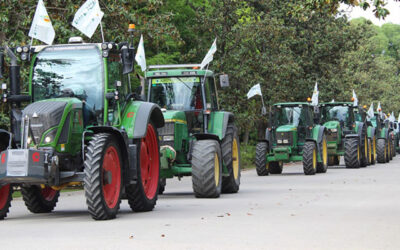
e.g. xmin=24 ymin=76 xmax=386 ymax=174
xmin=275 ymin=132 xmax=292 ymax=146
xmin=158 ymin=122 xmax=174 ymax=147
xmin=327 ymin=132 xmax=338 ymax=142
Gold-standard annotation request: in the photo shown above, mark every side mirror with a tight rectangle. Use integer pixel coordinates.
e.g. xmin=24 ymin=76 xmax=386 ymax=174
xmin=121 ymin=45 xmax=134 ymax=75
xmin=219 ymin=74 xmax=229 ymax=88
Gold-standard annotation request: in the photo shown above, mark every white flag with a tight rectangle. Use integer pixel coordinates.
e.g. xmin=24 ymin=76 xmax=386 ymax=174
xmin=247 ymin=84 xmax=262 ymax=99
xmin=200 ymin=38 xmax=217 ymax=69
xmin=135 ymin=35 xmax=146 ymax=72
xmin=72 ymin=0 xmax=104 ymax=38
xmin=311 ymin=82 xmax=319 ymax=106
xmin=28 ymin=0 xmax=55 ymax=45
xmin=367 ymin=103 xmax=374 ymax=119
xmin=352 ymin=90 xmax=358 ymax=106
xmin=390 ymin=111 xmax=395 ymax=122
xmin=331 ymin=99 xmax=335 ymax=103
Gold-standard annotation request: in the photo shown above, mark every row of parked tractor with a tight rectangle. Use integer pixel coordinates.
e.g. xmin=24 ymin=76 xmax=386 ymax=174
xmin=255 ymin=101 xmax=399 ymax=176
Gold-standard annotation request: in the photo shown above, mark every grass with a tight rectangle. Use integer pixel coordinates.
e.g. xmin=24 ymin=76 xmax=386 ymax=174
xmin=240 ymin=143 xmax=256 ymax=169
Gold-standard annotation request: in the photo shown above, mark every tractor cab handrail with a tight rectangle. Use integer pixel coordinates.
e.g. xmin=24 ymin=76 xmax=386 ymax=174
xmin=148 ymin=64 xmax=202 ymax=70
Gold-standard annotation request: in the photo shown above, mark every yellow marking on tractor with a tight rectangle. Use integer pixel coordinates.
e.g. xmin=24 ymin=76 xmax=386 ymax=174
xmin=165 ymin=119 xmax=187 ymax=124
xmin=232 ymin=138 xmax=239 ymax=180
xmin=214 ymin=153 xmax=220 ymax=186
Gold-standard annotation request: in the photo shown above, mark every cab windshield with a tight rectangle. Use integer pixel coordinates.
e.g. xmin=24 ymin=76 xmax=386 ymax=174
xmin=32 ymin=45 xmax=103 ymax=111
xmin=321 ymin=105 xmax=350 ymax=123
xmin=273 ymin=106 xmax=306 ymax=127
xmin=149 ymin=77 xmax=202 ymax=110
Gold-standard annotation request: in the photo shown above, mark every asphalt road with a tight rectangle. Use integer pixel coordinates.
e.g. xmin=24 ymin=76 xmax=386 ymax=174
xmin=2 ymin=157 xmax=400 ymax=250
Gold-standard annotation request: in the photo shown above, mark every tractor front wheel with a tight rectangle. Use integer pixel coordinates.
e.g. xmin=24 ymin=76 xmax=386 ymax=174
xmin=0 ymin=184 xmax=12 ymax=220
xmin=21 ymin=185 xmax=60 ymax=213
xmin=126 ymin=123 xmax=160 ymax=212
xmin=344 ymin=138 xmax=360 ymax=168
xmin=255 ymin=142 xmax=268 ymax=176
xmin=158 ymin=178 xmax=166 ymax=195
xmin=84 ymin=133 xmax=122 ymax=220
xmin=303 ymin=141 xmax=317 ymax=175
xmin=317 ymin=136 xmax=328 ymax=173
xmin=191 ymin=140 xmax=222 ymax=198
xmin=377 ymin=138 xmax=387 ymax=163
xmin=221 ymin=124 xmax=241 ymax=193
xmin=269 ymin=161 xmax=283 ymax=174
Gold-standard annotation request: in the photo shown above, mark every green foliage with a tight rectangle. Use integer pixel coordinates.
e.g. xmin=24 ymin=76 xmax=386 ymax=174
xmin=0 ymin=0 xmax=400 ymax=143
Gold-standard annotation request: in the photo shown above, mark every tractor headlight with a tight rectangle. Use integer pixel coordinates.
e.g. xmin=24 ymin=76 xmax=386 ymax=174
xmin=102 ymin=50 xmax=109 ymax=58
xmin=163 ymin=135 xmax=174 ymax=141
xmin=107 ymin=43 xmax=113 ymax=49
xmin=101 ymin=43 xmax=108 ymax=50
xmin=21 ymin=53 xmax=28 ymax=61
xmin=330 ymin=128 xmax=337 ymax=133
xmin=27 ymin=137 xmax=32 ymax=144
xmin=45 ymin=136 xmax=52 ymax=143
xmin=283 ymin=139 xmax=289 ymax=144
xmin=16 ymin=47 xmax=23 ymax=53
xmin=277 ymin=139 xmax=283 ymax=144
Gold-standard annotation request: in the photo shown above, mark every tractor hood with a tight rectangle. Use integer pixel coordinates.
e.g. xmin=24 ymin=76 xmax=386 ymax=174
xmin=22 ymin=98 xmax=82 ymax=146
xmin=162 ymin=110 xmax=187 ymax=124
xmin=323 ymin=121 xmax=339 ymax=130
xmin=276 ymin=125 xmax=297 ymax=133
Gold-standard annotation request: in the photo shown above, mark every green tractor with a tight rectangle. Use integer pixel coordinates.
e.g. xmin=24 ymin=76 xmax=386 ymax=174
xmin=0 ymin=32 xmax=165 ymax=220
xmin=145 ymin=65 xmax=240 ymax=198
xmin=394 ymin=121 xmax=400 ymax=153
xmin=319 ymin=102 xmax=372 ymax=168
xmin=255 ymin=102 xmax=328 ymax=176
xmin=371 ymin=112 xmax=393 ymax=163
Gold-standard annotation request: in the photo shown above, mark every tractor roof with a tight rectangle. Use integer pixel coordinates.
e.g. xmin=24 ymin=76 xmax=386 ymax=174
xmin=146 ymin=64 xmax=214 ymax=77
xmin=320 ymin=102 xmax=353 ymax=106
xmin=273 ymin=102 xmax=311 ymax=106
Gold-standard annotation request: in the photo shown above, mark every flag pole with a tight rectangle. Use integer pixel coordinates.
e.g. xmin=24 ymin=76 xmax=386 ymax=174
xmin=99 ymin=22 xmax=105 ymax=43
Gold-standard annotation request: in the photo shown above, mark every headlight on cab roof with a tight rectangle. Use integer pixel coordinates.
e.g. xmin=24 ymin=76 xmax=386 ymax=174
xmin=163 ymin=135 xmax=174 ymax=141
xmin=330 ymin=128 xmax=337 ymax=133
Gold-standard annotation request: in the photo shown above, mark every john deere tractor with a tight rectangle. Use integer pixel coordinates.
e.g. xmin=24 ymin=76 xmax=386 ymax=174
xmin=0 ymin=31 xmax=165 ymax=220
xmin=371 ymin=113 xmax=393 ymax=163
xmin=319 ymin=102 xmax=372 ymax=168
xmin=255 ymin=102 xmax=328 ymax=176
xmin=145 ymin=65 xmax=240 ymax=198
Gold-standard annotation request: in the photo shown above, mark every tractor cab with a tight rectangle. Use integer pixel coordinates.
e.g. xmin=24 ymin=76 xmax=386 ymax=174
xmin=320 ymin=102 xmax=355 ymax=137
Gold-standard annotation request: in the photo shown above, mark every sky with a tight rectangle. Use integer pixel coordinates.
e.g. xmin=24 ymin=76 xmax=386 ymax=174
xmin=339 ymin=0 xmax=400 ymax=26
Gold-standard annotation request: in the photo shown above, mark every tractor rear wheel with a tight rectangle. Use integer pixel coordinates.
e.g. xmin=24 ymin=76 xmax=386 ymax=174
xmin=344 ymin=138 xmax=360 ymax=168
xmin=191 ymin=140 xmax=222 ymax=198
xmin=0 ymin=184 xmax=12 ymax=220
xmin=84 ymin=133 xmax=122 ymax=220
xmin=255 ymin=142 xmax=268 ymax=176
xmin=158 ymin=178 xmax=166 ymax=195
xmin=21 ymin=185 xmax=60 ymax=213
xmin=303 ymin=141 xmax=317 ymax=175
xmin=376 ymin=138 xmax=386 ymax=163
xmin=269 ymin=161 xmax=283 ymax=174
xmin=317 ymin=136 xmax=328 ymax=173
xmin=221 ymin=124 xmax=241 ymax=193
xmin=126 ymin=123 xmax=160 ymax=212
xmin=371 ymin=137 xmax=376 ymax=165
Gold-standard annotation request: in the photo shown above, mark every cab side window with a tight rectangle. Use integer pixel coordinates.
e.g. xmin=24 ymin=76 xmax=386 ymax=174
xmin=205 ymin=77 xmax=218 ymax=110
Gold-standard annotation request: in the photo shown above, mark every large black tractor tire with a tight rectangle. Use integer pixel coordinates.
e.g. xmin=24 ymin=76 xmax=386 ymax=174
xmin=360 ymin=136 xmax=369 ymax=168
xmin=344 ymin=138 xmax=360 ymax=168
xmin=317 ymin=136 xmax=328 ymax=173
xmin=255 ymin=142 xmax=269 ymax=176
xmin=389 ymin=139 xmax=393 ymax=161
xmin=21 ymin=185 xmax=60 ymax=213
xmin=191 ymin=140 xmax=222 ymax=198
xmin=84 ymin=133 xmax=123 ymax=220
xmin=371 ymin=137 xmax=376 ymax=165
xmin=303 ymin=141 xmax=317 ymax=175
xmin=0 ymin=184 xmax=12 ymax=220
xmin=221 ymin=124 xmax=241 ymax=193
xmin=158 ymin=178 xmax=166 ymax=195
xmin=376 ymin=138 xmax=387 ymax=163
xmin=126 ymin=123 xmax=160 ymax=212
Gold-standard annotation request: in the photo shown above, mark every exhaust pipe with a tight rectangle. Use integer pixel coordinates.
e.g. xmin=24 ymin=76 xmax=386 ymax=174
xmin=5 ymin=46 xmax=20 ymax=97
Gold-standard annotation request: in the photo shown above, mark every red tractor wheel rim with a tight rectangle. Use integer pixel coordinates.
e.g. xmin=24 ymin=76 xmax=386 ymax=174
xmin=140 ymin=124 xmax=159 ymax=200
xmin=0 ymin=184 xmax=10 ymax=208
xmin=41 ymin=186 xmax=57 ymax=201
xmin=102 ymin=146 xmax=121 ymax=209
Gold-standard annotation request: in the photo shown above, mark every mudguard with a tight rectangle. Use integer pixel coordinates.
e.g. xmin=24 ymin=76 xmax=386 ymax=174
xmin=193 ymin=133 xmax=220 ymax=142
xmin=121 ymin=101 xmax=164 ymax=139
xmin=345 ymin=123 xmax=365 ymax=144
xmin=367 ymin=126 xmax=376 ymax=139
xmin=306 ymin=125 xmax=326 ymax=161
xmin=0 ymin=129 xmax=13 ymax=149
xmin=208 ymin=111 xmax=234 ymax=140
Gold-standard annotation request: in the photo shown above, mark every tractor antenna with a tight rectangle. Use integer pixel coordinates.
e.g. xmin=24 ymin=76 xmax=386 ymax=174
xmin=100 ymin=22 xmax=105 ymax=43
